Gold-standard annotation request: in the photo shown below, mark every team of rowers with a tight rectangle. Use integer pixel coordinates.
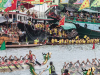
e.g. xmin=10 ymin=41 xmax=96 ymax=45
xmin=51 ymin=36 xmax=99 ymax=44
xmin=0 ymin=50 xmax=40 ymax=68
xmin=61 ymin=58 xmax=100 ymax=75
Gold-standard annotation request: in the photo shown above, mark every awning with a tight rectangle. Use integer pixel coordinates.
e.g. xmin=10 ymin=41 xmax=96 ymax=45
xmin=0 ymin=16 xmax=7 ymax=23
xmin=61 ymin=7 xmax=76 ymax=12
xmin=20 ymin=3 xmax=35 ymax=9
xmin=82 ymin=9 xmax=100 ymax=13
xmin=65 ymin=7 xmax=76 ymax=12
xmin=61 ymin=23 xmax=76 ymax=30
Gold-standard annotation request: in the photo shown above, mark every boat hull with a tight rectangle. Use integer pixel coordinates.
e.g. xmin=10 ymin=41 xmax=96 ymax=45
xmin=0 ymin=64 xmax=29 ymax=72
xmin=75 ymin=23 xmax=100 ymax=38
xmin=17 ymin=22 xmax=46 ymax=42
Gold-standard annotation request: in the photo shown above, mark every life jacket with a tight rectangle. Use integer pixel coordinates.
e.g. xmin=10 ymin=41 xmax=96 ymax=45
xmin=14 ymin=61 xmax=18 ymax=64
xmin=59 ymin=40 xmax=61 ymax=44
xmin=1 ymin=62 xmax=5 ymax=65
xmin=49 ymin=65 xmax=55 ymax=74
xmin=29 ymin=54 xmax=33 ymax=61
xmin=20 ymin=60 xmax=23 ymax=63
xmin=8 ymin=61 xmax=11 ymax=64
xmin=50 ymin=30 xmax=52 ymax=34
xmin=55 ymin=39 xmax=57 ymax=43
xmin=51 ymin=39 xmax=54 ymax=43
xmin=25 ymin=60 xmax=28 ymax=63
xmin=64 ymin=40 xmax=67 ymax=43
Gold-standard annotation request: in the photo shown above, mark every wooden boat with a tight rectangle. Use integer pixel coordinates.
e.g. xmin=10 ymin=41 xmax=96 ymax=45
xmin=0 ymin=52 xmax=52 ymax=72
xmin=0 ymin=44 xmax=43 ymax=48
xmin=0 ymin=64 xmax=29 ymax=72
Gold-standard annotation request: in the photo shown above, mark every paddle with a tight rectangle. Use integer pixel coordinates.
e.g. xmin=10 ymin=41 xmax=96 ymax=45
xmin=39 ymin=65 xmax=48 ymax=75
xmin=12 ymin=63 xmax=19 ymax=69
xmin=18 ymin=63 xmax=24 ymax=69
xmin=10 ymin=56 xmax=19 ymax=69
xmin=33 ymin=59 xmax=41 ymax=66
xmin=0 ymin=57 xmax=13 ymax=71
xmin=35 ymin=60 xmax=41 ymax=66
xmin=0 ymin=65 xmax=5 ymax=71
xmin=6 ymin=64 xmax=13 ymax=71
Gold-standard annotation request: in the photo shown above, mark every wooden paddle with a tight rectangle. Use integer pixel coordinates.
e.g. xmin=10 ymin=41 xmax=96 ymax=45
xmin=18 ymin=63 xmax=24 ymax=69
xmin=6 ymin=64 xmax=13 ymax=71
xmin=33 ymin=59 xmax=41 ymax=66
xmin=39 ymin=65 xmax=48 ymax=75
xmin=0 ymin=65 xmax=5 ymax=71
xmin=12 ymin=63 xmax=19 ymax=69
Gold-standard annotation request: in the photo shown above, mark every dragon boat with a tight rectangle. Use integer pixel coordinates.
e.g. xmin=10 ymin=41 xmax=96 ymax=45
xmin=0 ymin=52 xmax=52 ymax=73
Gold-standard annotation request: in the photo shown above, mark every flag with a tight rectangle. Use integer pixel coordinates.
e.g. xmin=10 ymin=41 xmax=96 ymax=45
xmin=91 ymin=0 xmax=100 ymax=7
xmin=60 ymin=0 xmax=69 ymax=4
xmin=0 ymin=41 xmax=6 ymax=50
xmin=4 ymin=0 xmax=12 ymax=8
xmin=92 ymin=41 xmax=95 ymax=49
xmin=58 ymin=16 xmax=65 ymax=26
xmin=4 ymin=0 xmax=17 ymax=12
xmin=40 ymin=0 xmax=44 ymax=4
xmin=78 ymin=0 xmax=90 ymax=11
xmin=0 ymin=0 xmax=8 ymax=11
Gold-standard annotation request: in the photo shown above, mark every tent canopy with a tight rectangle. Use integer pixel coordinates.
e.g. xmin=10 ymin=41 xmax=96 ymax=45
xmin=0 ymin=16 xmax=7 ymax=23
xmin=61 ymin=23 xmax=76 ymax=30
xmin=82 ymin=9 xmax=100 ymax=13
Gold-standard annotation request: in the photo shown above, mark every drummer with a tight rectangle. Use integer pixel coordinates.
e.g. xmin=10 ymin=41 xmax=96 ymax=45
xmin=28 ymin=50 xmax=36 ymax=62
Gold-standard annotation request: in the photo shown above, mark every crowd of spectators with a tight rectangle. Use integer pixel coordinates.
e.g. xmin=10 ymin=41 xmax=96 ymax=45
xmin=34 ymin=23 xmax=45 ymax=30
xmin=26 ymin=10 xmax=38 ymax=18
xmin=49 ymin=27 xmax=67 ymax=38
xmin=0 ymin=25 xmax=23 ymax=42
xmin=63 ymin=11 xmax=100 ymax=23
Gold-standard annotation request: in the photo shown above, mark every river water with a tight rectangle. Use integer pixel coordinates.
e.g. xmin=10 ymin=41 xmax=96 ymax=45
xmin=0 ymin=44 xmax=100 ymax=75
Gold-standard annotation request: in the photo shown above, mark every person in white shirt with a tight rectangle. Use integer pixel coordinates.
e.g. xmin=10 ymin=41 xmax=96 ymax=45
xmin=70 ymin=11 xmax=73 ymax=17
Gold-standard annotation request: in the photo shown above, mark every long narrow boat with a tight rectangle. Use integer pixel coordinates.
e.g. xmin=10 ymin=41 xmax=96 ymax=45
xmin=0 ymin=64 xmax=29 ymax=72
xmin=0 ymin=44 xmax=43 ymax=48
xmin=0 ymin=52 xmax=52 ymax=72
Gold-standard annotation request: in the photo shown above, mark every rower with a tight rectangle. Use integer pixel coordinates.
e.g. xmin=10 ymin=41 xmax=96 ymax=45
xmin=44 ymin=61 xmax=57 ymax=75
xmin=28 ymin=50 xmax=36 ymax=62
xmin=92 ymin=59 xmax=98 ymax=67
xmin=9 ymin=55 xmax=14 ymax=62
xmin=1 ymin=57 xmax=5 ymax=65
xmin=68 ymin=62 xmax=73 ymax=68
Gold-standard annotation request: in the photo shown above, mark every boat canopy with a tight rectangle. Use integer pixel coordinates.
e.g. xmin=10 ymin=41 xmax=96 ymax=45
xmin=61 ymin=7 xmax=76 ymax=12
xmin=82 ymin=9 xmax=100 ymax=13
xmin=0 ymin=16 xmax=7 ymax=23
xmin=61 ymin=23 xmax=76 ymax=30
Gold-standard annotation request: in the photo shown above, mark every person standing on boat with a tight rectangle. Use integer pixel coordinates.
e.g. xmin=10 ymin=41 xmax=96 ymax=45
xmin=28 ymin=50 xmax=36 ymax=62
xmin=44 ymin=61 xmax=57 ymax=75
